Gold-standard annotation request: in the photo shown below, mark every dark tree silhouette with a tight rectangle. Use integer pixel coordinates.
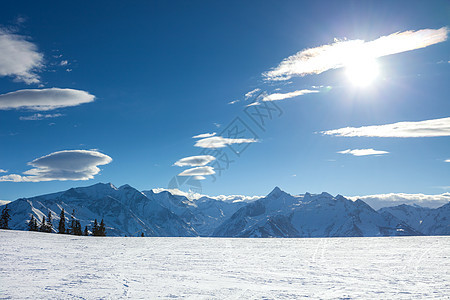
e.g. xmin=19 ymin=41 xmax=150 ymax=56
xmin=73 ymin=220 xmax=82 ymax=236
xmin=92 ymin=219 xmax=99 ymax=236
xmin=141 ymin=232 xmax=144 ymax=237
xmin=47 ymin=211 xmax=53 ymax=233
xmin=83 ymin=226 xmax=89 ymax=236
xmin=67 ymin=209 xmax=75 ymax=234
xmin=0 ymin=204 xmax=11 ymax=229
xmin=39 ymin=215 xmax=47 ymax=232
xmin=58 ymin=209 xmax=66 ymax=234
xmin=98 ymin=219 xmax=106 ymax=236
xmin=28 ymin=215 xmax=38 ymax=231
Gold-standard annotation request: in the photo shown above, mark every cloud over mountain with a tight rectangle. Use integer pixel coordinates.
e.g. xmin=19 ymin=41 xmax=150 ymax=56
xmin=0 ymin=150 xmax=112 ymax=182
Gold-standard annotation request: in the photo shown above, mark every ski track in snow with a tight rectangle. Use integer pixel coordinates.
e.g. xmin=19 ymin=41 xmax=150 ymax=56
xmin=0 ymin=230 xmax=449 ymax=299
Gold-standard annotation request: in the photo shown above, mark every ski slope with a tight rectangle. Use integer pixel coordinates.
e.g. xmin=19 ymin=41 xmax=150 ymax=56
xmin=1 ymin=230 xmax=449 ymax=299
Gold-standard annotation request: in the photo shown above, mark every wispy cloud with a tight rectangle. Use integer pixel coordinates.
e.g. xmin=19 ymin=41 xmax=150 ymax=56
xmin=194 ymin=136 xmax=258 ymax=148
xmin=0 ymin=28 xmax=44 ymax=84
xmin=264 ymin=27 xmax=449 ymax=81
xmin=445 ymin=159 xmax=450 ymax=163
xmin=338 ymin=148 xmax=389 ymax=156
xmin=348 ymin=193 xmax=450 ymax=210
xmin=19 ymin=113 xmax=64 ymax=121
xmin=245 ymin=88 xmax=261 ymax=99
xmin=322 ymin=117 xmax=450 ymax=138
xmin=261 ymin=89 xmax=318 ymax=102
xmin=174 ymin=155 xmax=216 ymax=167
xmin=228 ymin=99 xmax=240 ymax=105
xmin=178 ymin=166 xmax=215 ymax=177
xmin=192 ymin=132 xmax=216 ymax=139
xmin=0 ymin=169 xmax=7 ymax=173
xmin=0 ymin=88 xmax=95 ymax=111
xmin=192 ymin=175 xmax=206 ymax=180
xmin=0 ymin=150 xmax=112 ymax=182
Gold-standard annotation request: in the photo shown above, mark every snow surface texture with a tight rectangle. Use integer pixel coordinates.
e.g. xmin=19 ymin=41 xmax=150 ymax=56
xmin=1 ymin=230 xmax=449 ymax=299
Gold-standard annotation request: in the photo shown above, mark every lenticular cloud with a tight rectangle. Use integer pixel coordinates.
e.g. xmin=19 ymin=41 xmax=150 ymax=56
xmin=0 ymin=150 xmax=112 ymax=182
xmin=0 ymin=88 xmax=95 ymax=111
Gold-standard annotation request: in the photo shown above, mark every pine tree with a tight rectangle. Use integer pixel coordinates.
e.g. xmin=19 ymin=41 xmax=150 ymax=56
xmin=28 ymin=215 xmax=38 ymax=231
xmin=39 ymin=215 xmax=47 ymax=232
xmin=98 ymin=219 xmax=106 ymax=236
xmin=46 ymin=211 xmax=53 ymax=233
xmin=58 ymin=209 xmax=66 ymax=234
xmin=67 ymin=210 xmax=75 ymax=234
xmin=0 ymin=204 xmax=11 ymax=229
xmin=141 ymin=232 xmax=144 ymax=237
xmin=73 ymin=220 xmax=82 ymax=236
xmin=92 ymin=219 xmax=99 ymax=236
xmin=83 ymin=226 xmax=89 ymax=236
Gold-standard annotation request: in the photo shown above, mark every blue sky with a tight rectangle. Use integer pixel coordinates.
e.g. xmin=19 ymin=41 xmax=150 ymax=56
xmin=0 ymin=0 xmax=449 ymax=201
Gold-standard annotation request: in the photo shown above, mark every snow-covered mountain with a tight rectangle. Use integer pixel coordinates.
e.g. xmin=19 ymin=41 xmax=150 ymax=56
xmin=5 ymin=183 xmax=196 ymax=237
xmin=379 ymin=203 xmax=450 ymax=235
xmin=142 ymin=190 xmax=248 ymax=236
xmin=213 ymin=187 xmax=422 ymax=237
xmin=2 ymin=183 xmax=448 ymax=237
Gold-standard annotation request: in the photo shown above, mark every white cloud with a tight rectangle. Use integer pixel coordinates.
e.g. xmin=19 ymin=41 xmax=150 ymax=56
xmin=348 ymin=193 xmax=450 ymax=210
xmin=261 ymin=89 xmax=319 ymax=102
xmin=59 ymin=60 xmax=68 ymax=66
xmin=178 ymin=166 xmax=215 ymax=177
xmin=0 ymin=169 xmax=7 ymax=173
xmin=245 ymin=88 xmax=261 ymax=99
xmin=445 ymin=159 xmax=450 ymax=163
xmin=174 ymin=155 xmax=216 ymax=167
xmin=192 ymin=132 xmax=216 ymax=139
xmin=151 ymin=188 xmax=262 ymax=203
xmin=228 ymin=99 xmax=240 ymax=105
xmin=0 ymin=28 xmax=44 ymax=84
xmin=322 ymin=117 xmax=450 ymax=138
xmin=0 ymin=150 xmax=112 ymax=182
xmin=19 ymin=113 xmax=64 ymax=121
xmin=338 ymin=148 xmax=389 ymax=156
xmin=192 ymin=176 xmax=206 ymax=180
xmin=194 ymin=136 xmax=258 ymax=148
xmin=264 ymin=27 xmax=448 ymax=81
xmin=0 ymin=88 xmax=95 ymax=111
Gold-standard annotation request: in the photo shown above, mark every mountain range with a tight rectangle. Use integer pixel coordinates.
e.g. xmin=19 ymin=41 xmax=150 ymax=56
xmin=2 ymin=183 xmax=448 ymax=237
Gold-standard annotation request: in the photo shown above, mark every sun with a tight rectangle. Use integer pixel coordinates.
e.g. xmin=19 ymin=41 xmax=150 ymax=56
xmin=345 ymin=56 xmax=379 ymax=87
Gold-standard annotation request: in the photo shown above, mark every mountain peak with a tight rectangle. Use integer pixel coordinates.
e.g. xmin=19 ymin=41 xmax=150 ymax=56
xmin=267 ymin=186 xmax=283 ymax=197
xmin=119 ymin=184 xmax=133 ymax=190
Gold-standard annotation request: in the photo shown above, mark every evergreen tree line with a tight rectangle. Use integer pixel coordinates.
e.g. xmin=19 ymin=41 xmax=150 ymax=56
xmin=27 ymin=208 xmax=106 ymax=236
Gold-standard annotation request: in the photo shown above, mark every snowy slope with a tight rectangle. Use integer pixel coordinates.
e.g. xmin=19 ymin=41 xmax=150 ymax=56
xmin=379 ymin=203 xmax=450 ymax=235
xmin=5 ymin=183 xmax=196 ymax=237
xmin=1 ymin=230 xmax=449 ymax=299
xmin=214 ymin=187 xmax=420 ymax=237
